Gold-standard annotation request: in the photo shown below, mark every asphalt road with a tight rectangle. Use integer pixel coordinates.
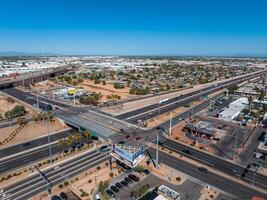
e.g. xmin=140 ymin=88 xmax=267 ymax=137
xmin=3 ymin=87 xmax=71 ymax=110
xmin=148 ymin=149 xmax=267 ymax=199
xmin=116 ymin=70 xmax=266 ymax=121
xmin=0 ymin=128 xmax=73 ymax=159
xmin=158 ymin=138 xmax=267 ymax=191
xmin=1 ymin=149 xmax=109 ymax=200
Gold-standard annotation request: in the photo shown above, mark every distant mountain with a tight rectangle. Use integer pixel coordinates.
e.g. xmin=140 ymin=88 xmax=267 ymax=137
xmin=0 ymin=51 xmax=58 ymax=56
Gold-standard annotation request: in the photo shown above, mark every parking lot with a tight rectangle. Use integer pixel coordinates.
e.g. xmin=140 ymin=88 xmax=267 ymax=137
xmin=106 ymin=172 xmax=204 ymax=200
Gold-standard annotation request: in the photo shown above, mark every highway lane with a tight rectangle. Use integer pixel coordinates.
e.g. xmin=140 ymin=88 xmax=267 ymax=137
xmin=1 ymin=149 xmax=109 ymax=200
xmin=116 ymin=70 xmax=266 ymax=121
xmin=0 ymin=134 xmax=95 ymax=174
xmin=4 ymin=87 xmax=71 ymax=109
xmin=0 ymin=142 xmax=60 ymax=174
xmin=148 ymin=149 xmax=267 ymax=199
xmin=159 ymin=138 xmax=267 ymax=191
xmin=0 ymin=129 xmax=73 ymax=159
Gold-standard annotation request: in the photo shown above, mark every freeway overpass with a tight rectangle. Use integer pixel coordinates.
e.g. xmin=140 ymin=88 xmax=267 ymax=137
xmin=0 ymin=68 xmax=69 ymax=89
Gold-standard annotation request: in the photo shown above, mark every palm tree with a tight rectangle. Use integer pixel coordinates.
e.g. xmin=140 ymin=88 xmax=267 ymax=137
xmin=75 ymin=133 xmax=82 ymax=146
xmin=248 ymin=96 xmax=253 ymax=111
xmin=66 ymin=135 xmax=74 ymax=150
xmin=83 ymin=130 xmax=92 ymax=144
xmin=58 ymin=139 xmax=65 ymax=152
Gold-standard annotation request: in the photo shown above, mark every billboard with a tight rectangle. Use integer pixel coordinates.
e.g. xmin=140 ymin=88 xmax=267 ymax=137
xmin=113 ymin=144 xmax=133 ymax=162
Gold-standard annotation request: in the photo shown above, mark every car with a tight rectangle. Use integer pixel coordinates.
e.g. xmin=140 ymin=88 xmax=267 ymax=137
xmin=254 ymin=152 xmax=265 ymax=159
xmin=59 ymin=192 xmax=68 ymax=199
xmin=22 ymin=142 xmax=31 ymax=147
xmin=51 ymin=195 xmax=61 ymax=200
xmin=121 ymin=180 xmax=128 ymax=187
xmin=182 ymin=149 xmax=191 ymax=154
xmin=99 ymin=145 xmax=110 ymax=152
xmin=115 ymin=182 xmax=123 ymax=189
xmin=124 ymin=177 xmax=133 ymax=184
xmin=125 ymin=134 xmax=131 ymax=139
xmin=91 ymin=135 xmax=99 ymax=140
xmin=95 ymin=193 xmax=101 ymax=200
xmin=118 ymin=141 xmax=125 ymax=144
xmin=129 ymin=174 xmax=139 ymax=182
xmin=198 ymin=167 xmax=208 ymax=173
xmin=106 ymin=189 xmax=115 ymax=197
xmin=135 ymin=136 xmax=142 ymax=141
xmin=142 ymin=169 xmax=151 ymax=175
xmin=110 ymin=185 xmax=119 ymax=193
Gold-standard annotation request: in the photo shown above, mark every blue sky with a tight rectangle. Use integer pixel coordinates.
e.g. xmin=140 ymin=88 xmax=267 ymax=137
xmin=0 ymin=0 xmax=267 ymax=56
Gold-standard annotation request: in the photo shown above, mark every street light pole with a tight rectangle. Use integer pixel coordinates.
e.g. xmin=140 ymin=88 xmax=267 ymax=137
xmin=233 ymin=123 xmax=239 ymax=161
xmin=252 ymin=165 xmax=258 ymax=187
xmin=4 ymin=85 xmax=12 ymax=128
xmin=169 ymin=114 xmax=172 ymax=135
xmin=156 ymin=134 xmax=159 ymax=169
xmin=45 ymin=99 xmax=53 ymax=163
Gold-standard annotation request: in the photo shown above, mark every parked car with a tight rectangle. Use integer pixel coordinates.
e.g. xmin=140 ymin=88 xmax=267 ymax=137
xmin=121 ymin=180 xmax=128 ymax=187
xmin=110 ymin=185 xmax=119 ymax=193
xmin=142 ymin=169 xmax=151 ymax=175
xmin=60 ymin=192 xmax=68 ymax=200
xmin=124 ymin=177 xmax=133 ymax=184
xmin=106 ymin=189 xmax=115 ymax=197
xmin=51 ymin=195 xmax=61 ymax=200
xmin=115 ymin=182 xmax=123 ymax=189
xmin=129 ymin=174 xmax=139 ymax=182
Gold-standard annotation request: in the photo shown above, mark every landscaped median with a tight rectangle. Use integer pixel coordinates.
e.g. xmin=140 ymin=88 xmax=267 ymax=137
xmin=0 ymin=138 xmax=102 ymax=189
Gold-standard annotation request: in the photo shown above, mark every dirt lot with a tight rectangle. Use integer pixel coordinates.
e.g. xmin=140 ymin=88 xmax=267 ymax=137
xmin=0 ymin=119 xmax=67 ymax=147
xmin=80 ymin=80 xmax=135 ymax=102
xmin=32 ymin=80 xmax=60 ymax=91
xmin=0 ymin=96 xmax=24 ymax=119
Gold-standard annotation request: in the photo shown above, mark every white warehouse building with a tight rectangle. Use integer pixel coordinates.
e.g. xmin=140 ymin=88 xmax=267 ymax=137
xmin=219 ymin=97 xmax=248 ymax=121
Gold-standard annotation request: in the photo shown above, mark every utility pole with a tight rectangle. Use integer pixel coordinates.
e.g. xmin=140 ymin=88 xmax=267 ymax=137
xmin=36 ymin=90 xmax=40 ymax=109
xmin=169 ymin=114 xmax=172 ymax=135
xmin=252 ymin=165 xmax=258 ymax=187
xmin=156 ymin=134 xmax=159 ymax=169
xmin=233 ymin=123 xmax=239 ymax=161
xmin=34 ymin=165 xmax=52 ymax=197
xmin=157 ymin=92 xmax=161 ymax=117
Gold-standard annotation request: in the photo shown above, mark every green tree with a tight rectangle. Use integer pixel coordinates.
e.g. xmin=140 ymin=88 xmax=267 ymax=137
xmin=5 ymin=105 xmax=26 ymax=119
xmin=83 ymin=130 xmax=91 ymax=144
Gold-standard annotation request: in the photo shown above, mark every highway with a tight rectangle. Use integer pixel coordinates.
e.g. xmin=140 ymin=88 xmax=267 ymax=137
xmin=1 ymin=149 xmax=110 ymax=200
xmin=148 ymin=149 xmax=267 ymax=199
xmin=157 ymin=138 xmax=267 ymax=191
xmin=0 ymin=129 xmax=73 ymax=159
xmin=116 ymin=69 xmax=266 ymax=122
xmin=3 ymin=87 xmax=71 ymax=109
xmin=0 ymin=68 xmax=69 ymax=89
xmin=0 ymin=69 xmax=266 ymax=198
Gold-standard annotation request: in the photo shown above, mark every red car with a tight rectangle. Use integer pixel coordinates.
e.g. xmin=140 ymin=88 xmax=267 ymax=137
xmin=136 ymin=136 xmax=142 ymax=141
xmin=125 ymin=134 xmax=131 ymax=139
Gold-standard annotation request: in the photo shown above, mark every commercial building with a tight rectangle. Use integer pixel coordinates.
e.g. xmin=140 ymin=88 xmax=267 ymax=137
xmin=186 ymin=121 xmax=215 ymax=137
xmin=219 ymin=97 xmax=248 ymax=121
